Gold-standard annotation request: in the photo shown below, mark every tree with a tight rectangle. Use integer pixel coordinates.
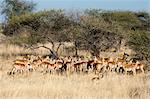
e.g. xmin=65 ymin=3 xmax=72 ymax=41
xmin=0 ymin=0 xmax=36 ymax=21
xmin=74 ymin=12 xmax=122 ymax=57
xmin=2 ymin=11 xmax=45 ymax=36
xmin=2 ymin=10 xmax=73 ymax=59
xmin=75 ymin=27 xmax=122 ymax=57
xmin=128 ymin=31 xmax=150 ymax=62
xmin=33 ymin=10 xmax=71 ymax=58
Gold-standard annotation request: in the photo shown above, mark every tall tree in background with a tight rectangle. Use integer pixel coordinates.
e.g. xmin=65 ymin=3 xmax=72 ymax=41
xmin=0 ymin=0 xmax=36 ymax=21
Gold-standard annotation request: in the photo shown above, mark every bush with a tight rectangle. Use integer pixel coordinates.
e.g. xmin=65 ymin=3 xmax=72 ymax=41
xmin=128 ymin=31 xmax=150 ymax=61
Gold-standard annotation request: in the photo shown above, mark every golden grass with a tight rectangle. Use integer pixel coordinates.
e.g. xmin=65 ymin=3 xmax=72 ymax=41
xmin=0 ymin=44 xmax=50 ymax=57
xmin=0 ymin=44 xmax=150 ymax=99
xmin=0 ymin=69 xmax=150 ymax=99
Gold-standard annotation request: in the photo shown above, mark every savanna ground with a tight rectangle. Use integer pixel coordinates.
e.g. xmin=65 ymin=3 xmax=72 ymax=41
xmin=0 ymin=0 xmax=150 ymax=98
xmin=0 ymin=44 xmax=150 ymax=99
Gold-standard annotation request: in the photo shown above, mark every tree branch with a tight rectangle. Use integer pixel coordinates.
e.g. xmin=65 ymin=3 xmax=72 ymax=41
xmin=56 ymin=42 xmax=63 ymax=53
xmin=29 ymin=44 xmax=58 ymax=59
xmin=42 ymin=36 xmax=55 ymax=50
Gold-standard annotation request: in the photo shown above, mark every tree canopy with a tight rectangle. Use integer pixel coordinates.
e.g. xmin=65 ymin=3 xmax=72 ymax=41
xmin=0 ymin=0 xmax=36 ymax=21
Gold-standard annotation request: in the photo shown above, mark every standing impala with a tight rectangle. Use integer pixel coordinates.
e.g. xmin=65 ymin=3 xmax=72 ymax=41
xmin=10 ymin=56 xmax=33 ymax=75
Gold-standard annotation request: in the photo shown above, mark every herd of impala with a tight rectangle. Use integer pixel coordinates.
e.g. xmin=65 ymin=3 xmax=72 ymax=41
xmin=8 ymin=53 xmax=145 ymax=76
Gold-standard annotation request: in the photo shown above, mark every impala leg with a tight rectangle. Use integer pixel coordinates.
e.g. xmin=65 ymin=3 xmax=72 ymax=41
xmin=11 ymin=68 xmax=16 ymax=75
xmin=133 ymin=68 xmax=136 ymax=76
xmin=119 ymin=66 xmax=124 ymax=74
xmin=125 ymin=69 xmax=128 ymax=75
xmin=79 ymin=65 xmax=82 ymax=74
xmin=140 ymin=67 xmax=145 ymax=75
xmin=27 ymin=68 xmax=30 ymax=76
xmin=21 ymin=69 xmax=24 ymax=75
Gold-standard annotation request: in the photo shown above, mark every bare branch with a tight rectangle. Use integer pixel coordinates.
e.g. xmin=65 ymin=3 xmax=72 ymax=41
xmin=56 ymin=42 xmax=63 ymax=53
xmin=41 ymin=35 xmax=55 ymax=50
xmin=28 ymin=44 xmax=58 ymax=59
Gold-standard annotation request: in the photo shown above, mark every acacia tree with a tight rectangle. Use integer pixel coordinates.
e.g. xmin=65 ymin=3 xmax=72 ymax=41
xmin=27 ymin=10 xmax=73 ymax=59
xmin=1 ymin=10 xmax=73 ymax=58
xmin=128 ymin=31 xmax=150 ymax=61
xmin=66 ymin=11 xmax=84 ymax=56
xmin=73 ymin=12 xmax=122 ymax=57
xmin=1 ymin=0 xmax=36 ymax=21
xmin=75 ymin=27 xmax=122 ymax=57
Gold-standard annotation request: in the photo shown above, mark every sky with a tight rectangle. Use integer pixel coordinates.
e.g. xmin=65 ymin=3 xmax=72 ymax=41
xmin=0 ymin=0 xmax=150 ymax=22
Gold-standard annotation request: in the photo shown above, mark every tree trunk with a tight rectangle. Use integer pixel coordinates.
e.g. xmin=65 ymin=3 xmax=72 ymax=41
xmin=56 ymin=42 xmax=62 ymax=54
xmin=50 ymin=50 xmax=58 ymax=59
xmin=74 ymin=41 xmax=79 ymax=57
xmin=75 ymin=47 xmax=78 ymax=57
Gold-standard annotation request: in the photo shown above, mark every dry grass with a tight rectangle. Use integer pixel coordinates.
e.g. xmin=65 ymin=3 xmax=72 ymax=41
xmin=0 ymin=70 xmax=150 ymax=99
xmin=0 ymin=44 xmax=50 ymax=57
xmin=0 ymin=44 xmax=150 ymax=99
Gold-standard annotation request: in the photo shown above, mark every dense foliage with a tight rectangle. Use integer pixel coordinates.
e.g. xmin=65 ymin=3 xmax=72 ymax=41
xmin=1 ymin=0 xmax=36 ymax=21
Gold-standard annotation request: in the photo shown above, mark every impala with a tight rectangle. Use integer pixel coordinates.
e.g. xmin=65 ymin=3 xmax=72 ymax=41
xmin=10 ymin=63 xmax=32 ymax=75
